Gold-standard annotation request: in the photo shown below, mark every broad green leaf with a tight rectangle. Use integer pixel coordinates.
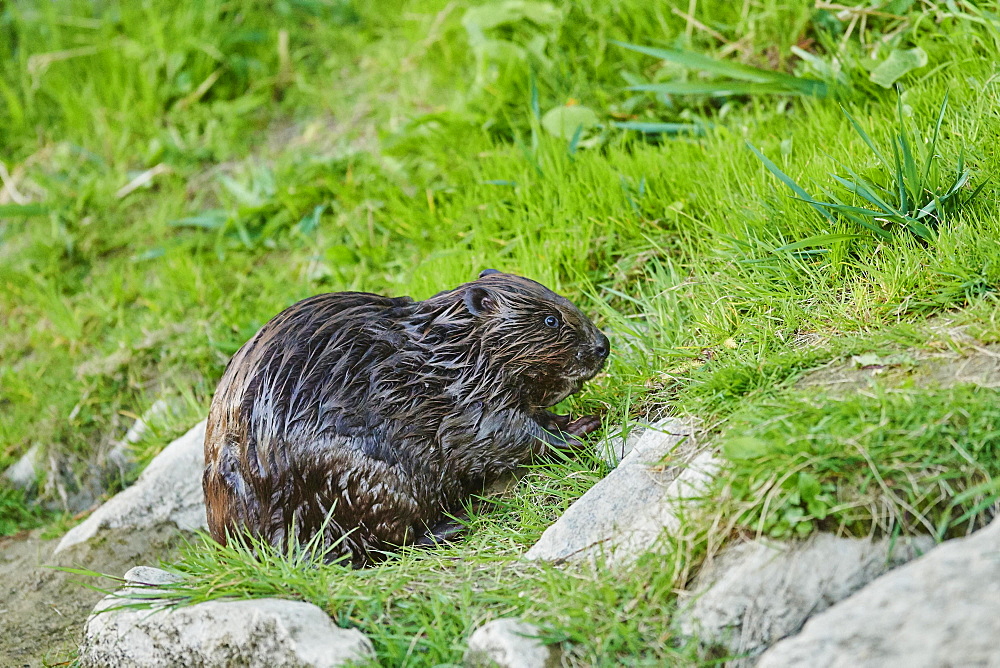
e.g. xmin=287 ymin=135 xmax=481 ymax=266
xmin=904 ymin=220 xmax=935 ymax=241
xmin=474 ymin=38 xmax=529 ymax=63
xmin=541 ymin=105 xmax=599 ymax=140
xmin=131 ymin=247 xmax=165 ymax=262
xmin=297 ymin=204 xmax=325 ymax=235
xmin=852 ymin=352 xmax=885 ymax=367
xmin=217 ymin=174 xmax=263 ymax=207
xmin=883 ymin=0 xmax=916 ymax=15
xmin=798 ymin=472 xmax=821 ymax=501
xmin=869 ymin=47 xmax=928 ymax=88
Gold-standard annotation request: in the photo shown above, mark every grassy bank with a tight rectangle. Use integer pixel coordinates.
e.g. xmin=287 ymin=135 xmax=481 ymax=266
xmin=3 ymin=0 xmax=1000 ymax=663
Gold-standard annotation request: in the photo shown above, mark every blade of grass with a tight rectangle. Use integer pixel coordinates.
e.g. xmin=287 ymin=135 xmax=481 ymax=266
xmin=841 ymin=107 xmax=891 ymax=170
xmin=829 ymin=173 xmax=904 ymax=218
xmin=922 ymin=93 xmax=949 ymax=188
xmin=627 ymin=81 xmax=809 ymax=96
xmin=611 ymin=121 xmax=703 ymax=135
xmin=773 ymin=233 xmax=862 ymax=253
xmin=0 ymin=203 xmax=48 ymax=217
xmin=890 ymin=127 xmax=909 ymax=213
xmin=746 ymin=141 xmax=836 ymax=225
xmin=896 ymin=96 xmax=920 ymax=205
xmin=613 ymin=40 xmax=828 ymax=96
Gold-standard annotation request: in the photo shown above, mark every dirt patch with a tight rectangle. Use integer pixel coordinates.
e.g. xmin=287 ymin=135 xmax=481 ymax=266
xmin=797 ymin=343 xmax=1000 ymax=395
xmin=0 ymin=524 xmax=191 ymax=667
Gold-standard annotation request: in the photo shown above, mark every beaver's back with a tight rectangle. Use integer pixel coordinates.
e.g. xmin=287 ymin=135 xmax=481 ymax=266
xmin=203 ymin=291 xmax=457 ymax=562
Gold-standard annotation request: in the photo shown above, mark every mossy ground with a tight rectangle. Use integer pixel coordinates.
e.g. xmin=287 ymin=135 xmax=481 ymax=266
xmin=2 ymin=0 xmax=999 ymax=664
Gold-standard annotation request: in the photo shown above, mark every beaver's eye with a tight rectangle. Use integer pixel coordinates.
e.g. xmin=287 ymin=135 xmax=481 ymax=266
xmin=544 ymin=315 xmax=560 ymax=329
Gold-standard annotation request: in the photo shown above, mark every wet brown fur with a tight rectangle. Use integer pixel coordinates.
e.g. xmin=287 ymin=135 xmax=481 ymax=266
xmin=202 ymin=271 xmax=609 ymax=566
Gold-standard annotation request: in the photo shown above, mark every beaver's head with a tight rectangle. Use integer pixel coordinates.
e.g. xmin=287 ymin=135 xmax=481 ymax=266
xmin=449 ymin=269 xmax=610 ymax=408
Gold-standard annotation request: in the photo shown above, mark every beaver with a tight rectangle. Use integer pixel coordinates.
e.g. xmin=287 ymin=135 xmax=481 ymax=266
xmin=202 ymin=269 xmax=610 ymax=566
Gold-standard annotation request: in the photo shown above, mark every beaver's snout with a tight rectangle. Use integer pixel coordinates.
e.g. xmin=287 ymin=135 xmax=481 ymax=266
xmin=571 ymin=330 xmax=610 ymax=382
xmin=595 ymin=331 xmax=610 ymax=361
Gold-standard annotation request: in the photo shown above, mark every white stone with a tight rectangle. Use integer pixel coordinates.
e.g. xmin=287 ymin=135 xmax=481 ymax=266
xmin=596 ymin=416 xmax=693 ymax=466
xmin=55 ymin=421 xmax=208 ymax=554
xmin=525 ymin=419 xmax=715 ymax=566
xmin=596 ymin=430 xmax=633 ymax=467
xmin=78 ymin=567 xmax=374 ymax=668
xmin=596 ymin=421 xmax=645 ymax=466
xmin=677 ymin=533 xmax=935 ymax=664
xmin=2 ymin=443 xmax=41 ymax=489
xmin=464 ymin=618 xmax=560 ymax=668
xmin=757 ymin=518 xmax=1000 ymax=668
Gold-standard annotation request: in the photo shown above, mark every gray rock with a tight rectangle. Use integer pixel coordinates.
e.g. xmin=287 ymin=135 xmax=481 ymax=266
xmin=464 ymin=618 xmax=560 ymax=668
xmin=758 ymin=517 xmax=1000 ymax=668
xmin=105 ymin=398 xmax=175 ymax=474
xmin=525 ymin=419 xmax=716 ymax=566
xmin=3 ymin=443 xmax=42 ymax=490
xmin=55 ymin=421 xmax=208 ymax=554
xmin=678 ymin=533 xmax=935 ymax=665
xmin=123 ymin=565 xmax=184 ymax=587
xmin=78 ymin=566 xmax=374 ymax=668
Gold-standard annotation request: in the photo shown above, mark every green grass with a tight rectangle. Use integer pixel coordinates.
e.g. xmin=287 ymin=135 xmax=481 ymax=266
xmin=0 ymin=486 xmax=55 ymax=536
xmin=749 ymin=94 xmax=986 ymax=244
xmin=102 ymin=456 xmax=700 ymax=665
xmin=714 ymin=383 xmax=1000 ymax=541
xmin=4 ymin=0 xmax=1000 ymax=664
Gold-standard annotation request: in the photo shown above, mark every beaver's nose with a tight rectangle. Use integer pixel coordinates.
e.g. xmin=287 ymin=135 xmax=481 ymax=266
xmin=594 ymin=332 xmax=610 ymax=360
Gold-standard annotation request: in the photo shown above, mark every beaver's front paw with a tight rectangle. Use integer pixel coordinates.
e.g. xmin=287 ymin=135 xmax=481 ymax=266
xmin=564 ymin=414 xmax=602 ymax=437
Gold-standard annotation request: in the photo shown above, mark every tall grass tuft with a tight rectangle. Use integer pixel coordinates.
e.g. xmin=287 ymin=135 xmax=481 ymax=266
xmin=749 ymin=94 xmax=987 ymax=245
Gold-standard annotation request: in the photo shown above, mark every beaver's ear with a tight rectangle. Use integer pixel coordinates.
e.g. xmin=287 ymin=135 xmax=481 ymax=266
xmin=478 ymin=268 xmax=500 ymax=279
xmin=464 ymin=286 xmax=496 ymax=316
